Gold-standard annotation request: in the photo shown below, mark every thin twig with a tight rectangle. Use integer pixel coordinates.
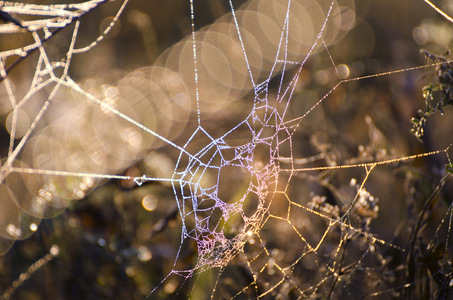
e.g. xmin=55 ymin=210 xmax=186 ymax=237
xmin=0 ymin=0 xmax=108 ymax=83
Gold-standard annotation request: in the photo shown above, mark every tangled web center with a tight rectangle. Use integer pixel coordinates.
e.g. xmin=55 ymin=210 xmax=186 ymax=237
xmin=172 ymin=96 xmax=291 ymax=272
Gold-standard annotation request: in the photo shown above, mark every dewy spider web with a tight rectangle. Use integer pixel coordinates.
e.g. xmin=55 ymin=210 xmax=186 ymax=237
xmin=0 ymin=0 xmax=453 ymax=299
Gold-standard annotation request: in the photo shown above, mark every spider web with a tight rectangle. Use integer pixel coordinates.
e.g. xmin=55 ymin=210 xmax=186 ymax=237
xmin=1 ymin=0 xmax=453 ymax=299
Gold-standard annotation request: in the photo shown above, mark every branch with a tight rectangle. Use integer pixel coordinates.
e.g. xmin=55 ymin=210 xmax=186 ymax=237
xmin=0 ymin=0 xmax=109 ymax=83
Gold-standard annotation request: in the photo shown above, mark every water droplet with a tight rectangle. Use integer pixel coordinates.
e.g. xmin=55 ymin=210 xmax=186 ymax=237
xmin=133 ymin=175 xmax=148 ymax=186
xmin=30 ymin=223 xmax=38 ymax=231
xmin=50 ymin=245 xmax=60 ymax=256
xmin=6 ymin=224 xmax=21 ymax=238
xmin=142 ymin=195 xmax=157 ymax=211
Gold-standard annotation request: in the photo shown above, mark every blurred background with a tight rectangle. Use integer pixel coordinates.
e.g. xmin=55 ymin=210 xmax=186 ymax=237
xmin=0 ymin=0 xmax=453 ymax=299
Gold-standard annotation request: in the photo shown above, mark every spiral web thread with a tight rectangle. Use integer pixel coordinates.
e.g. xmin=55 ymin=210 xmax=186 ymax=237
xmin=0 ymin=0 xmax=453 ymax=299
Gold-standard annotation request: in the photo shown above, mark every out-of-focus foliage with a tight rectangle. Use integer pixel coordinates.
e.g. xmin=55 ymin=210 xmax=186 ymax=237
xmin=411 ymin=50 xmax=453 ymax=141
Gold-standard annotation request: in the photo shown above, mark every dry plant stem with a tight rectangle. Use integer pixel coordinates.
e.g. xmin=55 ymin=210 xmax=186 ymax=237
xmin=148 ymin=206 xmax=178 ymax=238
xmin=410 ymin=173 xmax=451 ymax=251
xmin=2 ymin=245 xmax=60 ymax=299
xmin=327 ymin=236 xmax=349 ymax=299
xmin=405 ymin=172 xmax=452 ymax=297
xmin=0 ymin=0 xmax=109 ymax=83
